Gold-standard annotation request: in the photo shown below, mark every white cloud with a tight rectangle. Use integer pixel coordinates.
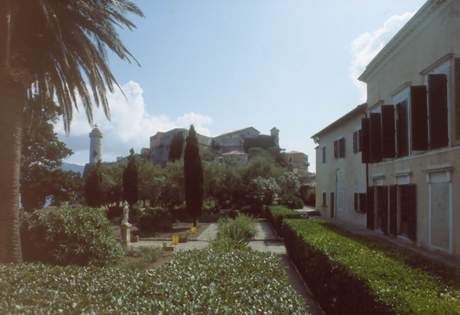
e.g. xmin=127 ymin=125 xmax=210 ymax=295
xmin=350 ymin=12 xmax=414 ymax=101
xmin=56 ymin=81 xmax=213 ymax=164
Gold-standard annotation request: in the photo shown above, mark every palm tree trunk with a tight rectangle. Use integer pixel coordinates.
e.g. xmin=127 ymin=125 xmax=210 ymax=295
xmin=0 ymin=76 xmax=24 ymax=263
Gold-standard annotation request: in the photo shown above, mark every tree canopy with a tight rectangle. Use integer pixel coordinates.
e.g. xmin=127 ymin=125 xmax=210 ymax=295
xmin=21 ymin=97 xmax=82 ymax=211
xmin=123 ymin=149 xmax=139 ymax=206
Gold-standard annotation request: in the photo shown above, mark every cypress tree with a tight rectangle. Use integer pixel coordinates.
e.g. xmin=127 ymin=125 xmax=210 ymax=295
xmin=184 ymin=125 xmax=203 ymax=227
xmin=123 ymin=149 xmax=138 ymax=207
xmin=84 ymin=161 xmax=104 ymax=207
xmin=169 ymin=131 xmax=184 ymax=162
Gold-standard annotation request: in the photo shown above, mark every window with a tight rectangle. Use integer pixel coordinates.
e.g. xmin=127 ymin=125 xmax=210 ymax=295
xmin=455 ymin=58 xmax=460 ymax=143
xmin=398 ymin=184 xmax=417 ymax=241
xmin=396 ymin=100 xmax=409 ymax=157
xmin=322 ymin=146 xmax=326 ymax=164
xmin=381 ymin=105 xmax=396 ymax=158
xmin=339 ymin=138 xmax=346 ymax=158
xmin=334 ymin=138 xmax=346 ymax=159
xmin=322 ymin=192 xmax=327 ymax=207
xmin=369 ymin=113 xmax=382 ymax=162
xmin=428 ymin=74 xmax=449 ymax=149
xmin=353 ymin=131 xmax=359 ymax=153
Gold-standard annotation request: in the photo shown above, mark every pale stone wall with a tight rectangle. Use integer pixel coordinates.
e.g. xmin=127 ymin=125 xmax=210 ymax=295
xmin=315 ymin=114 xmax=367 ymax=227
xmin=213 ymin=128 xmax=260 ymax=153
xmin=150 ymin=129 xmax=212 ymax=165
xmin=362 ymin=0 xmax=460 ymax=257
xmin=285 ymin=152 xmax=309 ymax=177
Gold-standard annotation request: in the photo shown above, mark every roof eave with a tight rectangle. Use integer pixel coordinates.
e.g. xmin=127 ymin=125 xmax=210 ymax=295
xmin=310 ymin=103 xmax=368 ymax=139
xmin=358 ymin=0 xmax=448 ymax=82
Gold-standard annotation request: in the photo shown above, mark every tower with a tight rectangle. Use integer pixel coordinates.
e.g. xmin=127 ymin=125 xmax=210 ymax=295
xmin=89 ymin=125 xmax=103 ymax=164
xmin=271 ymin=127 xmax=280 ymax=147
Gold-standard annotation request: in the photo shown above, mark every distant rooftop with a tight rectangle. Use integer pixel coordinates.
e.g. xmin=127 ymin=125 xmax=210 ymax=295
xmin=214 ymin=127 xmax=259 ymax=139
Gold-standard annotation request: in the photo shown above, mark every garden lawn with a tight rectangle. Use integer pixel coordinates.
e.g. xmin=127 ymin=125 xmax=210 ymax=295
xmin=0 ymin=249 xmax=307 ymax=315
xmin=284 ymin=219 xmax=460 ymax=315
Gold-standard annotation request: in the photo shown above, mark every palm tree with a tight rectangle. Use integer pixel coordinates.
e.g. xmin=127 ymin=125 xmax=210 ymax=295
xmin=0 ymin=0 xmax=143 ymax=263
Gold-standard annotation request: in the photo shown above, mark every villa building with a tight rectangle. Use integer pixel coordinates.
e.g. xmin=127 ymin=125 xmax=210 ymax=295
xmin=313 ymin=105 xmax=368 ymax=227
xmin=313 ymin=0 xmax=460 ymax=259
xmin=147 ymin=126 xmax=282 ymax=165
xmin=148 ymin=128 xmax=212 ymax=165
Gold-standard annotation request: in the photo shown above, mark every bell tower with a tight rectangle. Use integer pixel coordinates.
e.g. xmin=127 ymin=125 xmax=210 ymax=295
xmin=271 ymin=127 xmax=280 ymax=147
xmin=89 ymin=125 xmax=103 ymax=164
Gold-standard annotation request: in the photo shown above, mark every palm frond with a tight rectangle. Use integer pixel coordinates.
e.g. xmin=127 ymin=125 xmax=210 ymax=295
xmin=0 ymin=0 xmax=144 ymax=133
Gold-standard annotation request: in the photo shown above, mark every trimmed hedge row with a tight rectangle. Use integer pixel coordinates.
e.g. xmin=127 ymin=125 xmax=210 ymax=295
xmin=266 ymin=205 xmax=303 ymax=235
xmin=283 ymin=219 xmax=460 ymax=315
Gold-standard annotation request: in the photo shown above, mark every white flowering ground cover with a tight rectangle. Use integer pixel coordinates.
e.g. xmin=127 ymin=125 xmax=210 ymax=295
xmin=0 ymin=249 xmax=308 ymax=314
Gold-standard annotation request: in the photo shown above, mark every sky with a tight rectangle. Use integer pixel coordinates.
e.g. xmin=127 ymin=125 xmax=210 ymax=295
xmin=57 ymin=0 xmax=427 ymax=170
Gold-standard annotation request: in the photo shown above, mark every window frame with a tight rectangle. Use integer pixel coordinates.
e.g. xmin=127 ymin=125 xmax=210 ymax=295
xmin=424 ymin=59 xmax=453 ymax=148
xmin=392 ymin=87 xmax=412 ymax=157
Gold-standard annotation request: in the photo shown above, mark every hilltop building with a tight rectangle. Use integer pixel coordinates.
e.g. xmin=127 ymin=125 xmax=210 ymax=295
xmin=147 ymin=126 xmax=282 ymax=165
xmin=148 ymin=128 xmax=212 ymax=165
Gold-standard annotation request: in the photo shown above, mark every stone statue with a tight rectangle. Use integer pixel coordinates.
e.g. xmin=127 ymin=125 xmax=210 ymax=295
xmin=122 ymin=201 xmax=130 ymax=225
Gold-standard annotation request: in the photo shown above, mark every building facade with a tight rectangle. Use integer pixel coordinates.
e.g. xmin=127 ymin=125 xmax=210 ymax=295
xmin=313 ymin=105 xmax=368 ymax=228
xmin=212 ymin=127 xmax=261 ymax=153
xmin=149 ymin=128 xmax=212 ymax=165
xmin=313 ymin=0 xmax=460 ymax=259
xmin=148 ymin=126 xmax=284 ymax=165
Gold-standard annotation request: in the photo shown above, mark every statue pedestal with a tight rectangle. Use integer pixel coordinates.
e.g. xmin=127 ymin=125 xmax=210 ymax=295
xmin=121 ymin=222 xmax=132 ymax=249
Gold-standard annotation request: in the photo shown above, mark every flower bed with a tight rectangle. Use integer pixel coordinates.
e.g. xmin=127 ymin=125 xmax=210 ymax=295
xmin=0 ymin=249 xmax=307 ymax=314
xmin=283 ymin=219 xmax=460 ymax=315
xmin=266 ymin=205 xmax=303 ymax=235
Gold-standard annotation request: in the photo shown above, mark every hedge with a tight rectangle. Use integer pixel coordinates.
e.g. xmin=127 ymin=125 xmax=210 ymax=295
xmin=0 ymin=249 xmax=307 ymax=314
xmin=266 ymin=205 xmax=303 ymax=235
xmin=283 ymin=219 xmax=460 ymax=315
xmin=21 ymin=207 xmax=123 ymax=266
xmin=138 ymin=207 xmax=174 ymax=232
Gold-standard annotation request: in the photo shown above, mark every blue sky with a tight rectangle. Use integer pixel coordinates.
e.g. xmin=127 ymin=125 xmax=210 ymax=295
xmin=58 ymin=0 xmax=426 ymax=170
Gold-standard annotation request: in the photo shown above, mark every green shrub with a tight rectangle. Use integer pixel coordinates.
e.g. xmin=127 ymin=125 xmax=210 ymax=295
xmin=212 ymin=214 xmax=256 ymax=251
xmin=280 ymin=194 xmax=304 ymax=209
xmin=246 ymin=177 xmax=280 ymax=214
xmin=138 ymin=207 xmax=174 ymax=232
xmin=21 ymin=207 xmax=123 ymax=266
xmin=217 ymin=214 xmax=256 ymax=242
xmin=202 ymin=198 xmax=218 ymax=214
xmin=0 ymin=250 xmax=307 ymax=314
xmin=283 ymin=219 xmax=460 ymax=315
xmin=267 ymin=205 xmax=303 ymax=234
